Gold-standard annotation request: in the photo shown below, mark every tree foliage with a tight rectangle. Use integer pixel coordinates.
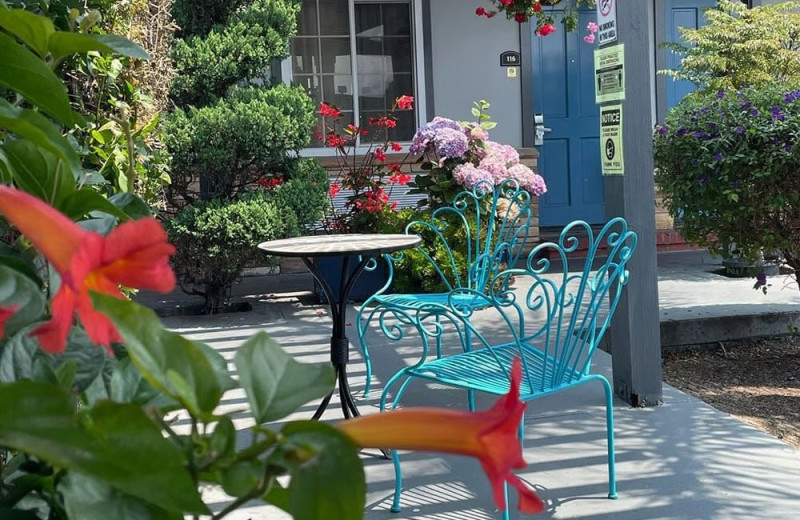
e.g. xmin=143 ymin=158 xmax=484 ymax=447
xmin=662 ymin=0 xmax=800 ymax=93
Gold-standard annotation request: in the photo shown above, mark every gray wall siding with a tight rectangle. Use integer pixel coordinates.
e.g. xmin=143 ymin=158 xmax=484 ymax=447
xmin=428 ymin=0 xmax=523 ymax=146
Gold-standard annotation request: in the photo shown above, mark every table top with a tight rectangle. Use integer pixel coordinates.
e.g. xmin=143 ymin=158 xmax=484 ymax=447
xmin=258 ymin=233 xmax=422 ymax=258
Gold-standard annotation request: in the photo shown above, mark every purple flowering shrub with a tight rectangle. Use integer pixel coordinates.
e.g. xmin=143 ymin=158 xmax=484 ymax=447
xmin=408 ymin=100 xmax=546 ymax=209
xmin=653 ymin=84 xmax=800 ymax=290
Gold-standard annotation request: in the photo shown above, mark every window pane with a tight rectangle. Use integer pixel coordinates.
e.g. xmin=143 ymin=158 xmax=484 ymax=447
xmin=319 ymin=0 xmax=350 ymax=35
xmin=382 ymin=4 xmax=411 ymax=36
xmin=355 ymin=2 xmax=416 ymax=142
xmin=322 ymin=75 xmax=354 ymax=109
xmin=296 ymin=0 xmax=318 ymax=35
xmin=321 ymin=37 xmax=351 ymax=74
xmin=383 ymin=37 xmax=412 ymax=73
xmin=291 ymin=39 xmax=319 ymax=74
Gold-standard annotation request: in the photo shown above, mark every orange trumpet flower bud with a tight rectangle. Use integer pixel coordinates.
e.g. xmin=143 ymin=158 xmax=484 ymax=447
xmin=338 ymin=359 xmax=544 ymax=514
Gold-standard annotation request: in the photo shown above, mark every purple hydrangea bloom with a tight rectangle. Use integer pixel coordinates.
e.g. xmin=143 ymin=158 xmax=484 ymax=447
xmin=409 ymin=117 xmax=464 ymax=155
xmin=433 ymin=127 xmax=468 ymax=159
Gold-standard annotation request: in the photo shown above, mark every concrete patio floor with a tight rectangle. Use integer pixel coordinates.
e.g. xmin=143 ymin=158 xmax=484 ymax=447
xmin=139 ymin=251 xmax=800 ymax=519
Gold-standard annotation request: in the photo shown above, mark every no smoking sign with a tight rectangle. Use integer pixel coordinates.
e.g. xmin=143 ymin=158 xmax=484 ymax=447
xmin=596 ymin=0 xmax=617 ymax=45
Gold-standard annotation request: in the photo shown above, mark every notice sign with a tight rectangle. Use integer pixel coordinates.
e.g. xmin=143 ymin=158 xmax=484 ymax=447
xmin=594 ymin=44 xmax=625 ymax=104
xmin=600 ymin=104 xmax=623 ymax=175
xmin=596 ymin=0 xmax=618 ymax=45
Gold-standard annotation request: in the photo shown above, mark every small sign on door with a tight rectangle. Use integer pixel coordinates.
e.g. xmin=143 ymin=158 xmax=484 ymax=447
xmin=600 ymin=104 xmax=624 ymax=175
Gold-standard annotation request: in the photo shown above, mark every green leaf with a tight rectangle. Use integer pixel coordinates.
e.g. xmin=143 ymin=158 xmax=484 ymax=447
xmin=0 ymin=264 xmax=45 ymax=337
xmin=220 ymin=460 xmax=264 ymax=497
xmin=281 ymin=421 xmax=365 ymax=520
xmin=209 ymin=416 xmax=236 ymax=462
xmin=0 ymin=99 xmax=81 ymax=179
xmin=0 ymin=381 xmax=208 ymax=513
xmin=92 ymin=294 xmax=222 ymax=418
xmin=0 ymin=244 xmax=41 ymax=285
xmin=234 ymin=332 xmax=334 ymax=424
xmin=1 ymin=139 xmax=75 ymax=207
xmin=0 ymin=31 xmax=75 ymax=126
xmin=55 ymin=327 xmax=110 ymax=392
xmin=0 ymin=326 xmax=42 ymax=383
xmin=0 ymin=8 xmax=55 ymax=57
xmin=109 ymin=357 xmax=167 ymax=407
xmin=48 ymin=32 xmax=150 ymax=62
xmin=0 ymin=508 xmax=41 ymax=519
xmin=61 ymin=473 xmax=180 ymax=520
xmin=471 ymin=107 xmax=480 ymax=118
xmin=195 ymin=341 xmax=236 ymax=393
xmin=108 ymin=192 xmax=152 ymax=219
xmin=83 ymin=401 xmax=208 ymax=514
xmin=62 ymin=189 xmax=129 ymax=221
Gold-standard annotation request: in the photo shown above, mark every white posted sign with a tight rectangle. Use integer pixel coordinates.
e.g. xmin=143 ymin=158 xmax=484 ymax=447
xmin=596 ymin=0 xmax=618 ymax=45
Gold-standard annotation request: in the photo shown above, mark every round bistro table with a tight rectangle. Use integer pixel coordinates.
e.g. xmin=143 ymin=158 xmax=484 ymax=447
xmin=258 ymin=233 xmax=421 ymax=420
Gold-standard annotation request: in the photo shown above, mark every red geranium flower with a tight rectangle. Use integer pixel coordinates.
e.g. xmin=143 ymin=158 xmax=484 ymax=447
xmin=537 ymin=23 xmax=556 ymax=36
xmin=0 ymin=187 xmax=176 ymax=354
xmin=396 ymin=95 xmax=414 ymax=110
xmin=390 ymin=142 xmax=403 ymax=152
xmin=374 ymin=148 xmax=387 ymax=162
xmin=329 ymin=182 xmax=342 ymax=199
xmin=319 ymin=102 xmax=341 ymax=118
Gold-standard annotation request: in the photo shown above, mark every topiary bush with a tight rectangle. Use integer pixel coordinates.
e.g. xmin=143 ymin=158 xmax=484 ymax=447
xmin=270 ymin=158 xmax=329 ymax=231
xmin=653 ymin=83 xmax=800 ymax=289
xmin=166 ymin=191 xmax=299 ymax=313
xmin=165 ymin=85 xmax=314 ymax=203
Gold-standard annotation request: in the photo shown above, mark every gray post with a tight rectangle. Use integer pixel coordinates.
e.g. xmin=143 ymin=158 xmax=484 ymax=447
xmin=603 ymin=1 xmax=663 ymax=406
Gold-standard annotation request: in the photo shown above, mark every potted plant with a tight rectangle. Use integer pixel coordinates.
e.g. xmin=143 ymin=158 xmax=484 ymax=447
xmin=313 ymin=96 xmax=415 ymax=302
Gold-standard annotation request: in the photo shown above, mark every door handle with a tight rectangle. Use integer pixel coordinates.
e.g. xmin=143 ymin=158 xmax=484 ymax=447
xmin=534 ymin=113 xmax=551 ymax=146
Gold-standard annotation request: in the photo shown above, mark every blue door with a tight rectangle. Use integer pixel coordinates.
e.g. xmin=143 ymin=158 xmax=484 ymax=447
xmin=532 ymin=8 xmax=604 ymax=226
xmin=665 ymin=0 xmax=716 ymax=109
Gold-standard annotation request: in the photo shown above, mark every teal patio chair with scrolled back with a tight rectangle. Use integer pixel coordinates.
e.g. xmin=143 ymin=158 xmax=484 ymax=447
xmin=356 ymin=179 xmax=534 ymax=399
xmin=379 ymin=217 xmax=637 ymax=518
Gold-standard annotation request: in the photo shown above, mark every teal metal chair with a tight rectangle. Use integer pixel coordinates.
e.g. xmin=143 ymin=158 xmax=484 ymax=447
xmin=356 ymin=180 xmax=533 ymax=398
xmin=378 ymin=218 xmax=637 ymax=518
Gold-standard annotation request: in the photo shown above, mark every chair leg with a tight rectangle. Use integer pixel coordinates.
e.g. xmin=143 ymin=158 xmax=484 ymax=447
xmin=599 ymin=376 xmax=618 ymax=499
xmin=384 ymin=374 xmax=415 ymax=513
xmin=501 ymin=482 xmax=510 ymax=520
xmin=465 ymin=326 xmax=476 ymax=411
xmin=435 ymin=314 xmax=443 ymax=359
xmin=356 ymin=303 xmax=376 ymax=398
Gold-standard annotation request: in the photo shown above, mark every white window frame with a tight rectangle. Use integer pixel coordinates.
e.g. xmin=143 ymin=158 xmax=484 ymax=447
xmin=283 ymin=0 xmax=427 ymax=156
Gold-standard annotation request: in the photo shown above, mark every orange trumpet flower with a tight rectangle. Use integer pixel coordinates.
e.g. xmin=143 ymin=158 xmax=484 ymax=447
xmin=0 ymin=186 xmax=175 ymax=353
xmin=337 ymin=359 xmax=545 ymax=514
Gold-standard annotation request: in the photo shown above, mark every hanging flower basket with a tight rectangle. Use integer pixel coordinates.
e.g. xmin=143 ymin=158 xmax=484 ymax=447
xmin=476 ymin=0 xmax=595 ymax=35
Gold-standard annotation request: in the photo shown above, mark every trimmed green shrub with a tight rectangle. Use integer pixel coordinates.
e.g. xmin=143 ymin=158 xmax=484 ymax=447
xmin=653 ymin=83 xmax=800 ymax=288
xmin=165 ymin=85 xmax=314 ymax=203
xmin=271 ymin=158 xmax=329 ymax=231
xmin=171 ymin=0 xmax=249 ymax=38
xmin=166 ymin=192 xmax=299 ymax=313
xmin=170 ymin=0 xmax=299 ymax=107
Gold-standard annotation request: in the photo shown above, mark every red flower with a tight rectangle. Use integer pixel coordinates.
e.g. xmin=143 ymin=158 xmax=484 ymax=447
xmin=326 ymin=133 xmax=347 ymax=148
xmin=374 ymin=148 xmax=387 ymax=162
xmin=319 ymin=102 xmax=341 ymax=118
xmin=388 ymin=172 xmax=412 ymax=185
xmin=258 ymin=177 xmax=284 ymax=190
xmin=396 ymin=95 xmax=414 ymax=111
xmin=514 ymin=12 xmax=527 ymax=22
xmin=0 ymin=305 xmax=19 ymax=338
xmin=476 ymin=6 xmax=486 ymax=16
xmin=499 ymin=0 xmax=513 ymax=6
xmin=390 ymin=142 xmax=403 ymax=152
xmin=534 ymin=2 xmax=542 ymax=12
xmin=0 ymin=187 xmax=175 ymax=354
xmin=537 ymin=23 xmax=556 ymax=36
xmin=338 ymin=358 xmax=544 ymax=514
xmin=329 ymin=182 xmax=342 ymax=199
